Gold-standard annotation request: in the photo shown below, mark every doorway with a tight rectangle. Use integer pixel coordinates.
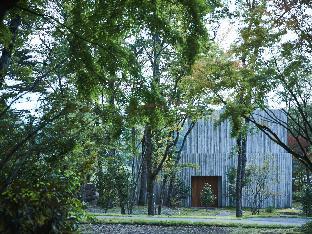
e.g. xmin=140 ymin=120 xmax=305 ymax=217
xmin=191 ymin=176 xmax=221 ymax=207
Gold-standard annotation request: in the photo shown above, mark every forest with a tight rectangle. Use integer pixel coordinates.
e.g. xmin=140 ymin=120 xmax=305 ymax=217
xmin=0 ymin=0 xmax=311 ymax=233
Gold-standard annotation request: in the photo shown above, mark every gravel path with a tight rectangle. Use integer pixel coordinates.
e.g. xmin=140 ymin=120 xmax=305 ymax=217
xmin=96 ymin=215 xmax=311 ymax=226
xmin=80 ymin=224 xmax=296 ymax=234
xmin=80 ymin=224 xmax=234 ymax=234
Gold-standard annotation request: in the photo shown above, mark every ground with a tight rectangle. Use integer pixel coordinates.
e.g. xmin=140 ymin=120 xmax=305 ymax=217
xmin=81 ymin=204 xmax=311 ymax=233
xmin=79 ymin=224 xmax=297 ymax=234
xmin=86 ymin=203 xmax=304 ymax=218
xmin=94 ymin=215 xmax=309 ymax=226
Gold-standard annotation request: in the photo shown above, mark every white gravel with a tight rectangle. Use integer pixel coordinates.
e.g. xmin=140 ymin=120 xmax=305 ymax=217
xmin=80 ymin=224 xmax=232 ymax=234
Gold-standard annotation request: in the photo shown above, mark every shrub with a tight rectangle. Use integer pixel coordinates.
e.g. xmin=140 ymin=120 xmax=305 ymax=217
xmin=293 ymin=191 xmax=302 ymax=202
xmin=97 ymin=156 xmax=130 ymax=214
xmin=301 ymin=221 xmax=312 ymax=234
xmin=0 ymin=163 xmax=85 ymax=233
xmin=168 ymin=177 xmax=189 ymax=207
xmin=246 ymin=160 xmax=277 ymax=215
xmin=0 ymin=130 xmax=95 ymax=233
xmin=265 ymin=206 xmax=274 ymax=213
xmin=301 ymin=184 xmax=312 ymax=216
xmin=200 ymin=183 xmax=216 ymax=210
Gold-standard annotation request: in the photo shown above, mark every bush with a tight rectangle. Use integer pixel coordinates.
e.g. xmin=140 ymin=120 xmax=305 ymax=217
xmin=168 ymin=177 xmax=189 ymax=207
xmin=293 ymin=191 xmax=302 ymax=202
xmin=301 ymin=184 xmax=312 ymax=216
xmin=265 ymin=206 xmax=274 ymax=213
xmin=97 ymin=156 xmax=130 ymax=214
xmin=200 ymin=183 xmax=216 ymax=210
xmin=0 ymin=128 xmax=96 ymax=233
xmin=301 ymin=221 xmax=312 ymax=234
xmin=0 ymin=163 xmax=85 ymax=233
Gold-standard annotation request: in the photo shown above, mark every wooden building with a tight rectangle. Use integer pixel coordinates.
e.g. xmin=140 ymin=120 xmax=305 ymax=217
xmin=180 ymin=109 xmax=292 ymax=208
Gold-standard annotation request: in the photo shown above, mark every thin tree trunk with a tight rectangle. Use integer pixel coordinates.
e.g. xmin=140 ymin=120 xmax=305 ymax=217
xmin=235 ymin=129 xmax=247 ymax=217
xmin=144 ymin=125 xmax=155 ymax=215
xmin=120 ymin=203 xmax=126 ymax=214
xmin=147 ymin=174 xmax=155 ymax=215
xmin=158 ymin=175 xmax=168 ymax=215
xmin=127 ymin=128 xmax=137 ymax=214
xmin=235 ymin=134 xmax=243 ymax=217
xmin=96 ymin=158 xmax=104 ymax=206
xmin=138 ymin=152 xmax=147 ymax=205
xmin=307 ymin=168 xmax=311 ymax=184
xmin=166 ymin=121 xmax=195 ymax=207
xmin=166 ymin=174 xmax=175 ymax=206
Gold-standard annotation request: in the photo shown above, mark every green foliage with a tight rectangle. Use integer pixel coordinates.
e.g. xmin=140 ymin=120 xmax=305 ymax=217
xmin=226 ymin=159 xmax=276 ymax=214
xmin=226 ymin=166 xmax=252 ymax=206
xmin=0 ymin=106 xmax=98 ymax=233
xmin=168 ymin=177 xmax=189 ymax=207
xmin=230 ymin=0 xmax=312 ymax=171
xmin=0 ymin=22 xmax=11 ymax=47
xmin=300 ymin=184 xmax=312 ymax=216
xmin=97 ymin=156 xmax=130 ymax=214
xmin=301 ymin=221 xmax=312 ymax=234
xmin=246 ymin=160 xmax=276 ymax=215
xmin=292 ymin=160 xmax=310 ymax=202
xmin=265 ymin=206 xmax=274 ymax=213
xmin=182 ymin=46 xmax=255 ymax=137
xmin=200 ymin=183 xmax=216 ymax=209
xmin=0 ymin=42 xmax=99 ymax=232
xmin=0 ymin=166 xmax=84 ymax=233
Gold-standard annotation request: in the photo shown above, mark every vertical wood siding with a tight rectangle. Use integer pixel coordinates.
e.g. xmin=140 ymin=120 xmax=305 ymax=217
xmin=180 ymin=109 xmax=292 ymax=208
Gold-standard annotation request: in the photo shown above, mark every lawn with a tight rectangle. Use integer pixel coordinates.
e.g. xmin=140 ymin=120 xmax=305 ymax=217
xmin=86 ymin=204 xmax=303 ymax=219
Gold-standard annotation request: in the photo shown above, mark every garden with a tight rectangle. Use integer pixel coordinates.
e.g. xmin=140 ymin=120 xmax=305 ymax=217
xmin=1 ymin=0 xmax=312 ymax=233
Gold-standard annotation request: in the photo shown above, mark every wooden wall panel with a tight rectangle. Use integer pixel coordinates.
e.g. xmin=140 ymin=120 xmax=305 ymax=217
xmin=180 ymin=109 xmax=292 ymax=208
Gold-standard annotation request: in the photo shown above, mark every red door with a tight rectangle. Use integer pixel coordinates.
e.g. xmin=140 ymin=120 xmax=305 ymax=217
xmin=191 ymin=176 xmax=219 ymax=207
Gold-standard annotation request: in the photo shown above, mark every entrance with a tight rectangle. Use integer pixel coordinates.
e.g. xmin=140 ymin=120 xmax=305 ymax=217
xmin=191 ymin=176 xmax=220 ymax=207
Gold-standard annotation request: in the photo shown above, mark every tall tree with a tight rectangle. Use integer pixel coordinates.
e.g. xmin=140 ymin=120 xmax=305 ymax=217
xmin=231 ymin=0 xmax=312 ymax=171
xmin=123 ymin=0 xmax=218 ymax=215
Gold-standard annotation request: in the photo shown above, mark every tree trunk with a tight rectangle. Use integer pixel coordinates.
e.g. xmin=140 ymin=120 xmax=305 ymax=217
xmin=127 ymin=128 xmax=137 ymax=214
xmin=307 ymin=168 xmax=311 ymax=184
xmin=146 ymin=174 xmax=155 ymax=215
xmin=158 ymin=175 xmax=167 ymax=215
xmin=165 ymin=121 xmax=195 ymax=207
xmin=138 ymin=154 xmax=147 ymax=205
xmin=235 ymin=131 xmax=247 ymax=217
xmin=166 ymin=173 xmax=175 ymax=207
xmin=235 ymin=135 xmax=242 ymax=217
xmin=144 ymin=125 xmax=155 ymax=215
xmin=96 ymin=157 xmax=104 ymax=205
xmin=120 ymin=204 xmax=126 ymax=214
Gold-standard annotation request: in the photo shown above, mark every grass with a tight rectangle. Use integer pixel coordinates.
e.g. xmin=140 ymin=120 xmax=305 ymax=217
xmin=83 ymin=205 xmax=307 ymax=233
xmin=82 ymin=216 xmax=300 ymax=229
xmin=87 ymin=205 xmax=304 ymax=219
xmin=90 ymin=213 xmax=242 ymax=221
xmin=82 ymin=204 xmax=308 ymax=233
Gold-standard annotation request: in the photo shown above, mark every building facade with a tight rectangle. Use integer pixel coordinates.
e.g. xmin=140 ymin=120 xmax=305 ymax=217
xmin=180 ymin=109 xmax=292 ymax=208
